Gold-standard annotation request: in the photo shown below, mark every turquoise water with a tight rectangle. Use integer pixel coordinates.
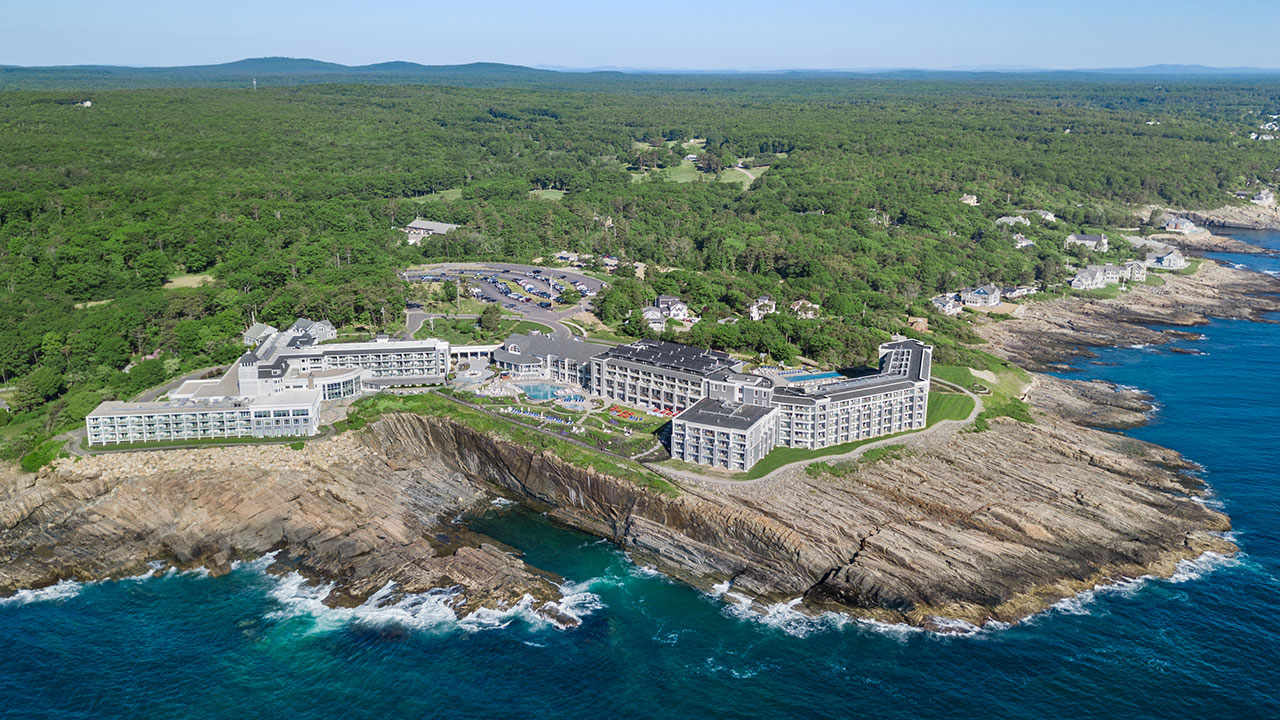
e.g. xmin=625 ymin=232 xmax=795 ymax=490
xmin=787 ymin=371 xmax=844 ymax=382
xmin=4 ymin=234 xmax=1280 ymax=718
xmin=520 ymin=382 xmax=560 ymax=400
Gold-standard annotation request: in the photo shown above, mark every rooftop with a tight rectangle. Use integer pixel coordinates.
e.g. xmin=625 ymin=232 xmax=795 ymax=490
xmin=599 ymin=339 xmax=735 ymax=377
xmin=675 ymin=398 xmax=777 ymax=430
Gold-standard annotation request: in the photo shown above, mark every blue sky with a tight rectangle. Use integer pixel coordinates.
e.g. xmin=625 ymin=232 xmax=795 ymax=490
xmin=2 ymin=0 xmax=1274 ymax=70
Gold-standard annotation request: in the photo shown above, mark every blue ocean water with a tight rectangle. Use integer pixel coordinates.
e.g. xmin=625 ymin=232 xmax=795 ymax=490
xmin=4 ymin=237 xmax=1280 ymax=719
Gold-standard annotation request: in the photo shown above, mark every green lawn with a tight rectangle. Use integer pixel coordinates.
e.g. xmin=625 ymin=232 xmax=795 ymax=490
xmin=338 ymin=392 xmax=678 ymax=496
xmin=740 ymin=390 xmax=971 ymax=479
xmin=529 ymin=189 xmax=566 ymax=201
xmin=81 ymin=434 xmax=304 ymax=453
xmin=416 ymin=317 xmax=552 ymax=344
xmin=927 ymin=392 xmax=975 ymax=424
xmin=407 ymin=188 xmax=462 ymax=202
xmin=1077 ymin=283 xmax=1125 ymax=299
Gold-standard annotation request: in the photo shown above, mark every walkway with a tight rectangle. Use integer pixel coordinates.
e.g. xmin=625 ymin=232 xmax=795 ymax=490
xmin=648 ymin=378 xmax=984 ymax=488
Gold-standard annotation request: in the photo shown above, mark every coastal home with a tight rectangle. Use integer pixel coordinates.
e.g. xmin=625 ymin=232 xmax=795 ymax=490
xmin=1065 ymin=233 xmax=1109 ymax=252
xmin=1147 ymin=249 xmax=1189 ymax=270
xmin=1123 ymin=260 xmax=1148 ymax=282
xmin=789 ymin=299 xmax=821 ymax=319
xmin=959 ymin=194 xmax=980 ymax=206
xmin=1070 ymin=267 xmax=1107 ymax=290
xmin=402 ymin=219 xmax=460 ymax=244
xmin=641 ymin=307 xmax=667 ymax=333
xmin=747 ymin=296 xmax=777 ymax=321
xmin=996 ymin=215 xmax=1030 ymax=227
xmin=655 ymin=295 xmax=690 ymax=320
xmin=1088 ymin=265 xmax=1124 ymax=284
xmin=289 ymin=318 xmax=336 ymax=343
xmin=1013 ymin=233 xmax=1036 ymax=248
xmin=1163 ymin=217 xmax=1197 ymax=234
xmin=1002 ymin=285 xmax=1038 ymax=300
xmin=1029 ymin=209 xmax=1057 ymax=223
xmin=931 ymin=295 xmax=963 ymax=315
xmin=243 ymin=322 xmax=279 ymax=347
xmin=959 ymin=284 xmax=1002 ymax=308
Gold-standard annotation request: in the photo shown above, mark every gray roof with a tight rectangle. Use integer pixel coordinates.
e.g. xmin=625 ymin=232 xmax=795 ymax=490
xmin=243 ymin=322 xmax=276 ymax=340
xmin=494 ymin=347 xmax=540 ymax=366
xmin=675 ymin=398 xmax=776 ymax=430
xmin=598 ymin=339 xmax=734 ymax=377
xmin=505 ymin=333 xmax=608 ymax=364
xmin=406 ymin=219 xmax=459 ymax=233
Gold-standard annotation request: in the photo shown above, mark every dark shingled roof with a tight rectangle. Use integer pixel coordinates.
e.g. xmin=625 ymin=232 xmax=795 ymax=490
xmin=675 ymin=398 xmax=776 ymax=430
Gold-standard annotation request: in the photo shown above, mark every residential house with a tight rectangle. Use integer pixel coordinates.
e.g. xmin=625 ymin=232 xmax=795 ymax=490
xmin=1013 ymin=233 xmax=1036 ymax=248
xmin=243 ymin=322 xmax=279 ymax=347
xmin=996 ymin=215 xmax=1030 ymax=227
xmin=789 ymin=299 xmax=821 ymax=319
xmin=655 ymin=295 xmax=690 ymax=320
xmin=747 ymin=296 xmax=777 ymax=321
xmin=959 ymin=284 xmax=1002 ymax=308
xmin=959 ymin=194 xmax=980 ymax=206
xmin=1123 ymin=260 xmax=1148 ymax=282
xmin=641 ymin=307 xmax=667 ymax=333
xmin=1002 ymin=285 xmax=1038 ymax=299
xmin=1163 ymin=217 xmax=1196 ymax=234
xmin=289 ymin=318 xmax=336 ymax=343
xmin=1147 ymin=249 xmax=1189 ymax=270
xmin=1088 ymin=264 xmax=1124 ymax=284
xmin=1070 ymin=267 xmax=1107 ymax=290
xmin=1029 ymin=209 xmax=1057 ymax=223
xmin=1065 ymin=233 xmax=1109 ymax=252
xmin=402 ymin=219 xmax=460 ymax=245
xmin=931 ymin=295 xmax=963 ymax=315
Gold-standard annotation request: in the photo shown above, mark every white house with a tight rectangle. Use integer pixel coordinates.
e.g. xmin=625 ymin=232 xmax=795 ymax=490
xmin=790 ymin=299 xmax=821 ymax=319
xmin=959 ymin=285 xmax=1002 ymax=308
xmin=289 ymin=318 xmax=337 ymax=342
xmin=641 ymin=307 xmax=667 ymax=333
xmin=1147 ymin=249 xmax=1189 ymax=270
xmin=931 ymin=295 xmax=963 ymax=315
xmin=747 ymin=296 xmax=777 ymax=321
xmin=655 ymin=295 xmax=690 ymax=320
xmin=1070 ymin=268 xmax=1106 ymax=290
xmin=1163 ymin=217 xmax=1196 ymax=234
xmin=1029 ymin=209 xmax=1057 ymax=223
xmin=1088 ymin=264 xmax=1124 ymax=284
xmin=1002 ymin=285 xmax=1038 ymax=299
xmin=1123 ymin=260 xmax=1148 ymax=282
xmin=1013 ymin=233 xmax=1036 ymax=248
xmin=1065 ymin=233 xmax=1109 ymax=252
xmin=959 ymin=194 xmax=980 ymax=206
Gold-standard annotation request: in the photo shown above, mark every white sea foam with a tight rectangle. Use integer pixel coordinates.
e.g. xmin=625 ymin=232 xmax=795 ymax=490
xmin=0 ymin=579 xmax=84 ymax=607
xmin=490 ymin=497 xmax=517 ymax=507
xmin=1170 ymin=550 xmax=1241 ymax=583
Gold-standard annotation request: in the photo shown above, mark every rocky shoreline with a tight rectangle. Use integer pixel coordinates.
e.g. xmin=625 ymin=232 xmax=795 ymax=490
xmin=0 ymin=259 xmax=1273 ymax=632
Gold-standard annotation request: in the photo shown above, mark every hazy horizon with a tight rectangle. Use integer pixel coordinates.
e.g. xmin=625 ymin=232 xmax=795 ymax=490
xmin=3 ymin=0 xmax=1277 ymax=72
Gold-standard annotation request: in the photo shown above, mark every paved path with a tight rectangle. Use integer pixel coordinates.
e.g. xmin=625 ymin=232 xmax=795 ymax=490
xmin=648 ymin=378 xmax=984 ymax=488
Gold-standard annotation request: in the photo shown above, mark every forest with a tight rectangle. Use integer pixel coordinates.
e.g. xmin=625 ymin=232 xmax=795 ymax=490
xmin=1 ymin=72 xmax=1278 ymax=467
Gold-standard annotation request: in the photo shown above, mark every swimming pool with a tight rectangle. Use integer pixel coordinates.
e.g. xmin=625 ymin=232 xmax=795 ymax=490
xmin=520 ymin=383 xmax=561 ymax=400
xmin=787 ymin=371 xmax=843 ymax=382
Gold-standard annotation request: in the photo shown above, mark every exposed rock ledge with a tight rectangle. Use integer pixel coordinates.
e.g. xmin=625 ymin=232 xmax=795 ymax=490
xmin=0 ymin=379 xmax=1232 ymax=630
xmin=1173 ymin=203 xmax=1280 ymax=231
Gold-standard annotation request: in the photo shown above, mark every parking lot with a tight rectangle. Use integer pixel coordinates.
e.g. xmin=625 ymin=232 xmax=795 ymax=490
xmin=401 ymin=262 xmax=611 ymax=339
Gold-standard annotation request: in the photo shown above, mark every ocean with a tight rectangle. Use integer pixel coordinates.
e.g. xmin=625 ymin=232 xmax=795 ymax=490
xmin=3 ymin=232 xmax=1280 ymax=719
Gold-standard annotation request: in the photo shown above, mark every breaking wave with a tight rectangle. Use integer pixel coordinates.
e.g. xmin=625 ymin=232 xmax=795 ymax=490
xmin=0 ymin=579 xmax=85 ymax=607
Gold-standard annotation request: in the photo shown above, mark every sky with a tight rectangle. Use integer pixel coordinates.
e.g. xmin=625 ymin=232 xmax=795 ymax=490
xmin=1 ymin=0 xmax=1275 ymax=71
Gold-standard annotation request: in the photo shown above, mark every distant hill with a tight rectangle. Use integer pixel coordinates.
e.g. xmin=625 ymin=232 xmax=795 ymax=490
xmin=2 ymin=57 xmax=1278 ymax=91
xmin=0 ymin=57 xmax=566 ymax=90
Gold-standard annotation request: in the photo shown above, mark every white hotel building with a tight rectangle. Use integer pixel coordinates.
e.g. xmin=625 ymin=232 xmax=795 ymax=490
xmin=86 ymin=318 xmax=457 ymax=447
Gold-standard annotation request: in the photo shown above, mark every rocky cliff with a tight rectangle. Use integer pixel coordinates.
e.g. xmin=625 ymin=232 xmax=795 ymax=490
xmin=0 ymin=390 xmax=1231 ymax=631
